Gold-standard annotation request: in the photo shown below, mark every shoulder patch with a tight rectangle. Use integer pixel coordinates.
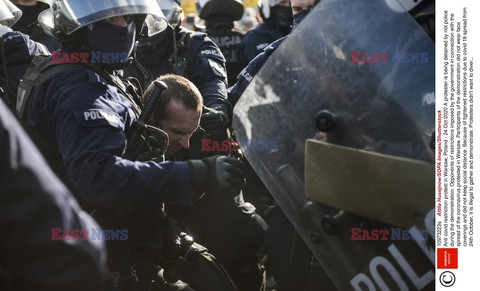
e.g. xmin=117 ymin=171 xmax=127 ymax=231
xmin=74 ymin=108 xmax=123 ymax=130
xmin=207 ymin=59 xmax=227 ymax=79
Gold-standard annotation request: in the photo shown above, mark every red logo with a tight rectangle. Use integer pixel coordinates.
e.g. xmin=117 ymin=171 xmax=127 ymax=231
xmin=437 ymin=248 xmax=458 ymax=269
xmin=201 ymin=139 xmax=239 ymax=152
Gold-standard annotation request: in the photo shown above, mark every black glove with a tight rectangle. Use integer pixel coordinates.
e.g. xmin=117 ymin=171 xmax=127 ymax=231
xmin=188 ymin=155 xmax=245 ymax=198
xmin=200 ymin=107 xmax=229 ymax=138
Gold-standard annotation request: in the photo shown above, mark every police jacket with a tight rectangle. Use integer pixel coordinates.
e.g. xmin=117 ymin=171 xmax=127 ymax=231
xmin=2 ymin=30 xmax=48 ymax=95
xmin=26 ymin=49 xmax=195 ymax=210
xmin=228 ymin=37 xmax=285 ymax=107
xmin=205 ymin=23 xmax=245 ymax=87
xmin=237 ymin=22 xmax=285 ymax=69
xmin=131 ymin=25 xmax=232 ymax=118
xmin=0 ymin=99 xmax=105 ymax=290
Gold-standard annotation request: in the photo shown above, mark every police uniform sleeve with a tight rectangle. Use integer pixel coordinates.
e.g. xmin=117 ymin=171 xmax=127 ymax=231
xmin=2 ymin=31 xmax=49 ymax=94
xmin=30 ymin=69 xmax=195 ymax=210
xmin=228 ymin=37 xmax=285 ymax=108
xmin=0 ymin=99 xmax=105 ymax=290
xmin=190 ymin=34 xmax=233 ymax=118
xmin=237 ymin=29 xmax=271 ymax=69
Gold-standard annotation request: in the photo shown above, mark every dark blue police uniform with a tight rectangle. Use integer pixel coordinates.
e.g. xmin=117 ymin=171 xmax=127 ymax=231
xmin=206 ymin=27 xmax=245 ymax=87
xmin=229 ymin=37 xmax=285 ymax=107
xmin=0 ymin=98 xmax=105 ymax=291
xmin=28 ymin=56 xmax=195 ymax=210
xmin=2 ymin=31 xmax=49 ymax=94
xmin=135 ymin=25 xmax=231 ymax=118
xmin=237 ymin=22 xmax=285 ymax=70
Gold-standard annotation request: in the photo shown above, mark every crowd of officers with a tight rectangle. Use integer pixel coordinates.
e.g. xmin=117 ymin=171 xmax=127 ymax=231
xmin=0 ymin=0 xmax=316 ymax=290
xmin=0 ymin=0 xmax=438 ymax=290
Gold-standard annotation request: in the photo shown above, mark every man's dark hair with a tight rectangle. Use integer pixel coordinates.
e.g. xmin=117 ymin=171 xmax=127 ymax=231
xmin=143 ymin=74 xmax=203 ymax=123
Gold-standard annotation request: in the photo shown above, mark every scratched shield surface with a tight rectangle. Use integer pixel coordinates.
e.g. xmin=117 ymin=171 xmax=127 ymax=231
xmin=233 ymin=0 xmax=435 ymax=289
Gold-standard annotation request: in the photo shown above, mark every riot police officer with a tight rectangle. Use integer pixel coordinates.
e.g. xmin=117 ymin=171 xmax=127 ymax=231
xmin=237 ymin=0 xmax=292 ymax=69
xmin=20 ymin=0 xmax=242 ymax=289
xmin=10 ymin=0 xmax=60 ymax=50
xmin=0 ymin=99 xmax=106 ymax=291
xmin=197 ymin=0 xmax=245 ymax=87
xmin=125 ymin=0 xmax=232 ymax=132
xmin=1 ymin=4 xmax=105 ymax=289
xmin=0 ymin=0 xmax=48 ymax=109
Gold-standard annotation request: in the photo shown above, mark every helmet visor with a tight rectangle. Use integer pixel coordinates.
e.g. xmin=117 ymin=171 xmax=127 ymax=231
xmin=157 ymin=0 xmax=182 ymax=25
xmin=56 ymin=0 xmax=166 ymax=35
xmin=0 ymin=0 xmax=22 ymax=27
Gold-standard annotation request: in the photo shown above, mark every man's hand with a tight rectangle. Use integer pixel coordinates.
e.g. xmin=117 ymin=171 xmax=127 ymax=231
xmin=188 ymin=155 xmax=245 ymax=198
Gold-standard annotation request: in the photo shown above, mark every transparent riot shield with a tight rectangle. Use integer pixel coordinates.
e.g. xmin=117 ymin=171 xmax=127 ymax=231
xmin=233 ymin=0 xmax=435 ymax=289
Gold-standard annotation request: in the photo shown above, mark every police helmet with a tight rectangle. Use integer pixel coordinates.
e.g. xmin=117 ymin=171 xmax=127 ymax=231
xmin=259 ymin=0 xmax=285 ymax=20
xmin=38 ymin=0 xmax=168 ymax=42
xmin=197 ymin=0 xmax=244 ymax=21
xmin=0 ymin=0 xmax=22 ymax=27
xmin=157 ymin=0 xmax=183 ymax=27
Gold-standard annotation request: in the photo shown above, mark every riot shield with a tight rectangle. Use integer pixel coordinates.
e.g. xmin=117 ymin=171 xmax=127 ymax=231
xmin=233 ymin=0 xmax=435 ymax=289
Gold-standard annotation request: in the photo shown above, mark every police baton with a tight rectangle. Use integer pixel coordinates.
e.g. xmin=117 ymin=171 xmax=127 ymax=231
xmin=129 ymin=80 xmax=168 ymax=144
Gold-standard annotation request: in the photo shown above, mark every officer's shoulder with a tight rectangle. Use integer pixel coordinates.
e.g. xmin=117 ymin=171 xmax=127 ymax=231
xmin=178 ymin=26 xmax=206 ymax=40
xmin=231 ymin=28 xmax=246 ymax=36
xmin=241 ymin=25 xmax=274 ymax=45
xmin=42 ymin=65 xmax=110 ymax=91
xmin=247 ymin=37 xmax=287 ymax=70
xmin=190 ymin=31 xmax=210 ymax=42
xmin=191 ymin=33 xmax=226 ymax=61
xmin=265 ymin=37 xmax=286 ymax=52
xmin=246 ymin=23 xmax=274 ymax=36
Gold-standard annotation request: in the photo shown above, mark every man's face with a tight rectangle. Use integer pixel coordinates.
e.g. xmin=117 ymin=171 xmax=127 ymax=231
xmin=291 ymin=0 xmax=315 ymax=14
xmin=159 ymin=100 xmax=201 ymax=156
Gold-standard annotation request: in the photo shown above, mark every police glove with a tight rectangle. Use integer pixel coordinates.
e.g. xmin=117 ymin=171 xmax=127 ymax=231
xmin=200 ymin=107 xmax=229 ymax=137
xmin=188 ymin=155 xmax=245 ymax=198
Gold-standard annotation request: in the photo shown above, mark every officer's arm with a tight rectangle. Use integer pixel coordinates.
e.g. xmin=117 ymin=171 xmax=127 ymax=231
xmin=0 ymin=100 xmax=105 ymax=291
xmin=32 ymin=71 xmax=195 ymax=210
xmin=2 ymin=31 xmax=50 ymax=94
xmin=228 ymin=48 xmax=271 ymax=108
xmin=237 ymin=31 xmax=269 ymax=69
xmin=191 ymin=34 xmax=232 ymax=119
xmin=228 ymin=38 xmax=285 ymax=108
xmin=3 ymin=31 xmax=49 ymax=94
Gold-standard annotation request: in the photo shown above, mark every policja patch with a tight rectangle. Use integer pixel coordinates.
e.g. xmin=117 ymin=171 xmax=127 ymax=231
xmin=74 ymin=108 xmax=123 ymax=130
xmin=207 ymin=58 xmax=227 ymax=78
